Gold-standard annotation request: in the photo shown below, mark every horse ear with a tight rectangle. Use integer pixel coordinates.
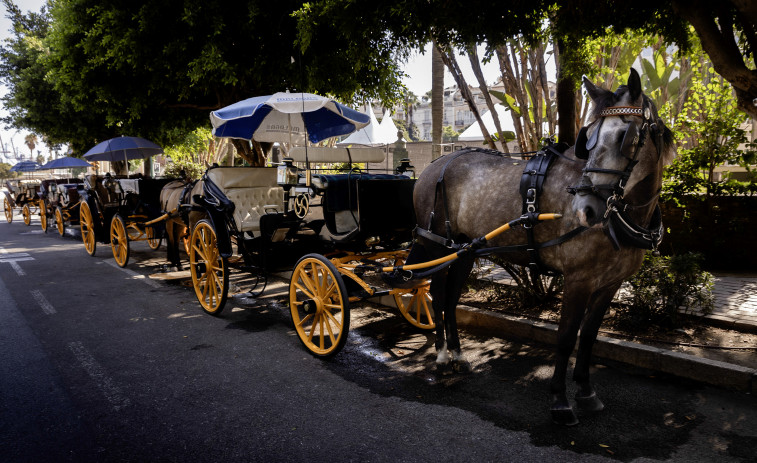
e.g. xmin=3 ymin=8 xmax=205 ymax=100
xmin=583 ymin=76 xmax=602 ymax=103
xmin=627 ymin=68 xmax=642 ymax=101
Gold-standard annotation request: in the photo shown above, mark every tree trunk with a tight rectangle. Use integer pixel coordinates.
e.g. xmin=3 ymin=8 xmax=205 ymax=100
xmin=437 ymin=45 xmax=496 ymax=150
xmin=467 ymin=45 xmax=509 ymax=153
xmin=673 ymin=0 xmax=757 ymax=119
xmin=431 ymin=40 xmax=445 ymax=161
xmin=555 ymin=37 xmax=578 ymax=145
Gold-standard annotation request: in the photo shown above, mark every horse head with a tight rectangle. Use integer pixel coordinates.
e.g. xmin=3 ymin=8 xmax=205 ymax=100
xmin=570 ymin=68 xmax=676 ymax=228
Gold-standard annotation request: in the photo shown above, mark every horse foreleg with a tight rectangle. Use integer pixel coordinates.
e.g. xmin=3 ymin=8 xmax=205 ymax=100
xmin=430 ymin=271 xmax=449 ymax=365
xmin=165 ymin=220 xmax=182 ymax=270
xmin=550 ymin=281 xmax=591 ymax=426
xmin=572 ymin=283 xmax=621 ymax=412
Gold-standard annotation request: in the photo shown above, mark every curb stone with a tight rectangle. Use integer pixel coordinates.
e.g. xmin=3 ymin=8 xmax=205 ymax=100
xmin=454 ymin=304 xmax=757 ymax=395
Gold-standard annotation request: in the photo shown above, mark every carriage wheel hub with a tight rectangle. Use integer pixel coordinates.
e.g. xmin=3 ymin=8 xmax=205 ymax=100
xmin=302 ymin=299 xmax=322 ymax=315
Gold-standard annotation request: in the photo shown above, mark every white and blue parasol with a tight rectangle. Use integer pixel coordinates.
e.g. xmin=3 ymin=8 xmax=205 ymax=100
xmin=209 ymin=92 xmax=370 ymax=145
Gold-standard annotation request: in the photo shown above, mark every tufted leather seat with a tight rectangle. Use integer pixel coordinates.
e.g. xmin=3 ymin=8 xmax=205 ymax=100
xmin=206 ymin=167 xmax=284 ymax=233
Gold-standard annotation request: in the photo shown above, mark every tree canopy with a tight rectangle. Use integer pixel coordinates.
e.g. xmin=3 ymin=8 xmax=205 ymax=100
xmin=1 ymin=0 xmax=406 ymax=156
xmin=2 ymin=0 xmax=755 ymax=158
xmin=296 ymin=0 xmax=756 ymax=119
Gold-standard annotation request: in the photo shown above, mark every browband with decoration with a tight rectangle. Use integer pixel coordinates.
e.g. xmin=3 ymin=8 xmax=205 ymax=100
xmin=599 ymin=105 xmax=652 ymax=120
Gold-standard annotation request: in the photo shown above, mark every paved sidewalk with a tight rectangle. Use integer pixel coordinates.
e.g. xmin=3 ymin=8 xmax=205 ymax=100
xmin=476 ymin=262 xmax=757 ymax=333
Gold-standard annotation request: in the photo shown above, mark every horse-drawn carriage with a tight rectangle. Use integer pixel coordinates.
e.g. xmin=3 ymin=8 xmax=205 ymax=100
xmin=162 ymin=73 xmax=673 ymax=424
xmin=79 ymin=173 xmax=172 ymax=267
xmin=165 ymin=145 xmax=433 ymax=357
xmin=3 ymin=179 xmax=43 ymax=225
xmin=39 ymin=178 xmax=83 ymax=234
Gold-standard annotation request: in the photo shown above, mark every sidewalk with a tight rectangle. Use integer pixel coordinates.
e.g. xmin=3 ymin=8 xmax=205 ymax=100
xmin=464 ymin=262 xmax=757 ymax=393
xmin=477 ymin=263 xmax=757 ymax=333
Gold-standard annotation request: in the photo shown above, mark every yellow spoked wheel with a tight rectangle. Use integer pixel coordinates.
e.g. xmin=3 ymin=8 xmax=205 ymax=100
xmin=22 ymin=204 xmax=31 ymax=226
xmin=146 ymin=226 xmax=161 ymax=250
xmin=394 ymin=282 xmax=435 ymax=330
xmin=4 ymin=197 xmax=11 ymax=223
xmin=55 ymin=206 xmax=65 ymax=236
xmin=189 ymin=220 xmax=229 ymax=315
xmin=80 ymin=202 xmax=97 ymax=256
xmin=39 ymin=200 xmax=48 ymax=233
xmin=289 ymin=254 xmax=350 ymax=357
xmin=110 ymin=214 xmax=130 ymax=268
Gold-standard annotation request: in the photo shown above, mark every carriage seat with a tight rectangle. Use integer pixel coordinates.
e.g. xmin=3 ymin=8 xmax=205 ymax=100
xmin=312 ymin=173 xmax=409 ymax=235
xmin=86 ymin=174 xmax=121 ymax=206
xmin=58 ymin=184 xmax=81 ymax=205
xmin=205 ymin=167 xmax=284 ymax=234
xmin=6 ymin=180 xmax=20 ymax=195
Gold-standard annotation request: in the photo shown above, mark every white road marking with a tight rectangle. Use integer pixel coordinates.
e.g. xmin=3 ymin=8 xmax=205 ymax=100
xmin=0 ymin=247 xmax=33 ymax=276
xmin=30 ymin=289 xmax=56 ymax=315
xmin=104 ymin=260 xmax=161 ymax=288
xmin=68 ymin=341 xmax=130 ymax=411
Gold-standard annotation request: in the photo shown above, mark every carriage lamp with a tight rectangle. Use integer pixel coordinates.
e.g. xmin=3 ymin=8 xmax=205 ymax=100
xmin=395 ymin=158 xmax=415 ymax=178
xmin=277 ymin=157 xmax=299 ymax=187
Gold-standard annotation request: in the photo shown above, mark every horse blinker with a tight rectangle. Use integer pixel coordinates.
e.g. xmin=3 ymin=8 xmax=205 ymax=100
xmin=575 ymin=127 xmax=589 ymax=159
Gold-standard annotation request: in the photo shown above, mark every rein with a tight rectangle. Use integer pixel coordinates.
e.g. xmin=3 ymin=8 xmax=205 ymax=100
xmin=567 ymin=102 xmax=665 ymax=253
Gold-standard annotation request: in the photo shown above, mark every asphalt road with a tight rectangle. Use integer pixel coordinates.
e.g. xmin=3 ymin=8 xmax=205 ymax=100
xmin=1 ymin=214 xmax=756 ymax=462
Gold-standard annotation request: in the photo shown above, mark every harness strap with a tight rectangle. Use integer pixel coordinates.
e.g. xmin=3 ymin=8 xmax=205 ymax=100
xmin=518 ymin=144 xmax=561 ymax=273
xmin=427 ymin=148 xmax=502 ymax=244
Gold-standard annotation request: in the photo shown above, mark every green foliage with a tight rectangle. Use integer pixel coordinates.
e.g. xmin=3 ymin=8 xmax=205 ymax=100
xmin=2 ymin=0 xmax=407 ymax=155
xmin=163 ymin=127 xmax=215 ymax=180
xmin=0 ymin=163 xmax=20 ymax=179
xmin=616 ymin=253 xmax=714 ymax=330
xmin=662 ymin=45 xmax=757 ymax=199
xmin=164 ymin=158 xmax=204 ymax=180
xmin=442 ymin=125 xmax=459 ymax=142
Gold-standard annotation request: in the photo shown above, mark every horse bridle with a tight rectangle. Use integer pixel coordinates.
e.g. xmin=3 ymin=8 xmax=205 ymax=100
xmin=567 ymin=99 xmax=666 ymax=252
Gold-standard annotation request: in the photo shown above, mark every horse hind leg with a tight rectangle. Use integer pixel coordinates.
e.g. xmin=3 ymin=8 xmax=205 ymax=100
xmin=572 ymin=283 xmax=621 ymax=413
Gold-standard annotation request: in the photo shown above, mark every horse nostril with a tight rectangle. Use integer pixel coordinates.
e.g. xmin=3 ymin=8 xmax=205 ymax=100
xmin=584 ymin=206 xmax=596 ymax=222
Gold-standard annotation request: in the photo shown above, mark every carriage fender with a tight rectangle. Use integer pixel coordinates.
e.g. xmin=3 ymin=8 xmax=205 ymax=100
xmin=195 ymin=204 xmax=233 ymax=258
xmin=2 ymin=190 xmax=14 ymax=208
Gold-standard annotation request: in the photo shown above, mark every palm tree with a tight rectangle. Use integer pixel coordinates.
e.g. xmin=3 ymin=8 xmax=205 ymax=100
xmin=24 ymin=133 xmax=37 ymax=159
xmin=432 ymin=40 xmax=444 ymax=160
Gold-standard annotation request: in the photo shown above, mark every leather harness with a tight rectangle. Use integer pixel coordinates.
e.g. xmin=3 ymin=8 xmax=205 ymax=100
xmin=415 ymin=145 xmax=588 ymax=276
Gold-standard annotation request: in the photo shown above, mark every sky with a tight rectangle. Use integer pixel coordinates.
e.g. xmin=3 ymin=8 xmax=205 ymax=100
xmin=0 ymin=1 xmax=505 ymax=164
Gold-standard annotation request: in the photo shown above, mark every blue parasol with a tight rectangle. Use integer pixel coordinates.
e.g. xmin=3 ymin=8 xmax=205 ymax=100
xmin=83 ymin=136 xmax=163 ymax=162
xmin=40 ymin=156 xmax=92 ymax=169
xmin=209 ymin=92 xmax=369 ymax=144
xmin=10 ymin=160 xmax=41 ymax=172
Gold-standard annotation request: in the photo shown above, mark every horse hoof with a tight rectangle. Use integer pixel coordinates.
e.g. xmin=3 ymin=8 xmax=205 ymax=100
xmin=551 ymin=407 xmax=579 ymax=426
xmin=436 ymin=362 xmax=454 ymax=375
xmin=452 ymin=359 xmax=472 ymax=374
xmin=575 ymin=391 xmax=604 ymax=412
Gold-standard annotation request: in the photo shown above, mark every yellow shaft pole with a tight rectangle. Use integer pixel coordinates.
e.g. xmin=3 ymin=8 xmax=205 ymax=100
xmin=379 ymin=213 xmax=562 ymax=273
xmin=142 ymin=208 xmax=176 ymax=226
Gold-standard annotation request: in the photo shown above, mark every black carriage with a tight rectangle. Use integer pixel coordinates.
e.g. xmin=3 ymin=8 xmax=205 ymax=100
xmin=3 ymin=179 xmax=42 ymax=226
xmin=79 ymin=173 xmax=172 ymax=267
xmin=186 ymin=147 xmax=432 ymax=357
xmin=38 ymin=178 xmax=84 ymax=235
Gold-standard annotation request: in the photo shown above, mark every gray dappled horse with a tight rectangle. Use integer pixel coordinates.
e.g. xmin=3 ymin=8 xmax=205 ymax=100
xmin=410 ymin=69 xmax=675 ymax=425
